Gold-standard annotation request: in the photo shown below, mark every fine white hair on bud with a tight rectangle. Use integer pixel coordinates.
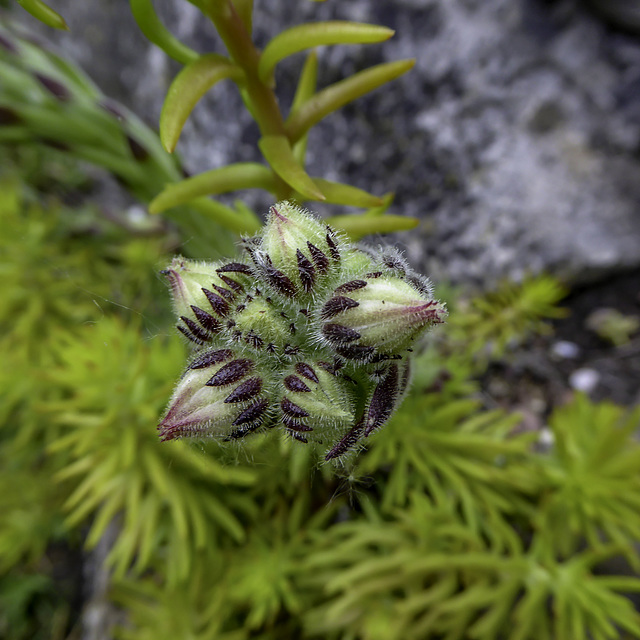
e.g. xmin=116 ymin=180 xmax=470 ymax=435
xmin=159 ymin=202 xmax=446 ymax=460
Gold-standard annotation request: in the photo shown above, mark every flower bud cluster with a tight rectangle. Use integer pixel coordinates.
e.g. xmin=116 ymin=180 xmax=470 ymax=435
xmin=159 ymin=203 xmax=446 ymax=460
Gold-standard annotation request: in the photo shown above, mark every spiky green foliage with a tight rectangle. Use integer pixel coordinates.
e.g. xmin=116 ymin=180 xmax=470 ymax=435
xmin=2 ymin=171 xmax=640 ymax=639
xmin=0 ymin=20 xmax=248 ymax=257
xmin=447 ymin=274 xmax=568 ymax=365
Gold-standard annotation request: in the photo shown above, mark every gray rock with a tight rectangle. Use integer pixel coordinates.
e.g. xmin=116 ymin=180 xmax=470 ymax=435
xmin=12 ymin=0 xmax=640 ymax=287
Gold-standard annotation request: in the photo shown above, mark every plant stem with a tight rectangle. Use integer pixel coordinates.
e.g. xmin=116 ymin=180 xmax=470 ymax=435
xmin=201 ymin=0 xmax=292 ymax=200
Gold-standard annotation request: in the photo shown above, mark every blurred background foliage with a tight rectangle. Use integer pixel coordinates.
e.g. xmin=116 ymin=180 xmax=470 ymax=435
xmin=2 ymin=1 xmax=640 ymax=639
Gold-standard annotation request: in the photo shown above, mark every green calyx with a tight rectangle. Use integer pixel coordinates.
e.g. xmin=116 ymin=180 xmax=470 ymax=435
xmin=159 ymin=202 xmax=446 ymax=460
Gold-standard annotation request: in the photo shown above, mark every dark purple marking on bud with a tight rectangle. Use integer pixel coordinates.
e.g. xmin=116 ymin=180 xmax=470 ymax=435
xmin=406 ymin=274 xmax=434 ymax=297
xmin=189 ymin=349 xmax=233 ymax=369
xmin=244 ymin=331 xmax=264 ymax=350
xmin=218 ymin=274 xmax=244 ymax=293
xmin=239 ymin=236 xmax=262 ymax=256
xmin=99 ymin=100 xmax=127 ymax=122
xmin=0 ymin=33 xmax=17 ymax=54
xmin=325 ymin=416 xmax=365 ymax=460
xmin=191 ymin=305 xmax=222 ymax=333
xmin=299 ymin=308 xmax=310 ymax=317
xmin=282 ymin=415 xmax=313 ymax=431
xmin=365 ymin=271 xmax=383 ymax=279
xmin=364 ymin=364 xmax=400 ymax=436
xmin=294 ymin=362 xmax=319 ymax=384
xmin=217 ymin=262 xmax=251 ymax=274
xmin=210 ymin=282 xmax=235 ymax=301
xmin=206 ymin=359 xmax=253 ymax=387
xmin=283 ymin=344 xmax=301 ymax=356
xmin=280 ymin=311 xmax=288 ymax=318
xmin=334 ymin=344 xmax=375 ymax=361
xmin=326 ymin=230 xmax=341 ymax=262
xmin=0 ymin=107 xmax=20 ymax=126
xmin=296 ymin=249 xmax=316 ymax=292
xmin=335 ymin=280 xmax=367 ymax=294
xmin=369 ymin=353 xmax=403 ymax=364
xmin=290 ymin=432 xmax=309 ymax=443
xmin=317 ymin=361 xmax=337 ymax=375
xmin=398 ymin=360 xmax=411 ymax=397
xmin=231 ymin=330 xmax=243 ymax=341
xmin=236 ymin=304 xmax=246 ymax=313
xmin=227 ymin=319 xmax=236 ymax=328
xmin=227 ymin=423 xmax=262 ymax=440
xmin=177 ymin=324 xmax=204 ymax=345
xmin=320 ymin=296 xmax=359 ymax=320
xmin=322 ymin=323 xmax=361 ymax=344
xmin=266 ymin=343 xmax=277 ymax=353
xmin=127 ymin=136 xmax=149 ymax=161
xmin=281 ymin=398 xmax=310 ymax=418
xmin=180 ymin=316 xmax=211 ymax=343
xmin=231 ymin=398 xmax=269 ymax=427
xmin=224 ymin=376 xmax=262 ymax=403
xmin=284 ymin=375 xmax=311 ymax=393
xmin=307 ymin=241 xmax=330 ymax=274
xmin=381 ymin=254 xmax=407 ymax=273
xmin=289 ymin=323 xmax=296 ymax=335
xmin=203 ymin=288 xmax=230 ymax=317
xmin=35 ymin=74 xmax=70 ymax=101
xmin=264 ymin=267 xmax=296 ymax=298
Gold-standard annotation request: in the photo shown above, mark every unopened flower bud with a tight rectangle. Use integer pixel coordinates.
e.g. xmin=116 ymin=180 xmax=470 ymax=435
xmin=319 ymin=275 xmax=446 ymax=359
xmin=161 ymin=257 xmax=250 ymax=345
xmin=158 ymin=349 xmax=269 ymax=441
xmin=159 ymin=203 xmax=446 ymax=460
xmin=279 ymin=361 xmax=355 ymax=443
xmin=257 ymin=202 xmax=345 ymax=299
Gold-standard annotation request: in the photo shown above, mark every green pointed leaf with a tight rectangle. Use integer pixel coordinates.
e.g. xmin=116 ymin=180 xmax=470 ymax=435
xmin=259 ymin=21 xmax=394 ymax=84
xmin=160 ymin=53 xmax=244 ymax=152
xmin=311 ymin=178 xmax=382 ymax=208
xmin=258 ymin=135 xmax=325 ymax=200
xmin=150 ymin=163 xmax=275 ymax=212
xmin=327 ymin=213 xmax=419 ymax=240
xmin=17 ymin=0 xmax=69 ymax=30
xmin=292 ymin=50 xmax=318 ymax=165
xmin=364 ymin=191 xmax=394 ymax=216
xmin=130 ymin=0 xmax=199 ymax=65
xmin=286 ymin=59 xmax=415 ymax=142
xmin=186 ymin=197 xmax=262 ymax=234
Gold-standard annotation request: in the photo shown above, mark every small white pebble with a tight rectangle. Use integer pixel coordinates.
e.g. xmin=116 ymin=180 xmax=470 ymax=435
xmin=569 ymin=368 xmax=600 ymax=393
xmin=539 ymin=427 xmax=555 ymax=448
xmin=551 ymin=340 xmax=580 ymax=360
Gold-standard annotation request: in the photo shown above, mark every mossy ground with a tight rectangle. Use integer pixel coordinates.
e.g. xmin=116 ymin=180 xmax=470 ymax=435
xmin=1 ymin=148 xmax=640 ymax=640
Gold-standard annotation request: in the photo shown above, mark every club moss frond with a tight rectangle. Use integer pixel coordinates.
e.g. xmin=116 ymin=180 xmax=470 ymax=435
xmin=357 ymin=392 xmax=538 ymax=551
xmin=44 ymin=317 xmax=257 ymax=585
xmin=447 ymin=274 xmax=568 ymax=366
xmin=536 ymin=394 xmax=640 ymax=564
xmin=300 ymin=493 xmax=640 ymax=640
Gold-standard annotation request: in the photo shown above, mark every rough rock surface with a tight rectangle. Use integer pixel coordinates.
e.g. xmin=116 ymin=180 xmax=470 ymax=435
xmin=14 ymin=0 xmax=640 ymax=287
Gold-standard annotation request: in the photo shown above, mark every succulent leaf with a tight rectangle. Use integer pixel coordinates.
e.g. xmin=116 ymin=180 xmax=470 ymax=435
xmin=160 ymin=54 xmax=245 ymax=153
xmin=258 ymin=21 xmax=395 ymax=85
